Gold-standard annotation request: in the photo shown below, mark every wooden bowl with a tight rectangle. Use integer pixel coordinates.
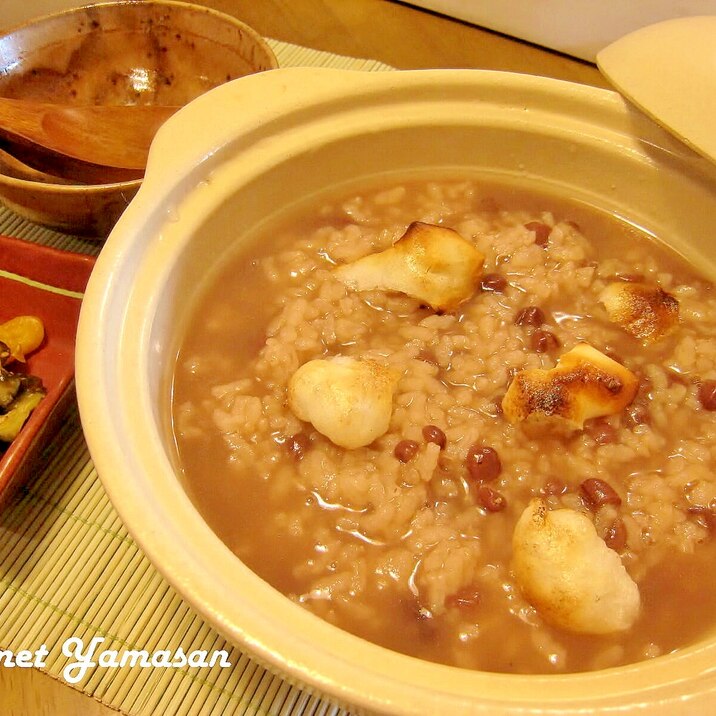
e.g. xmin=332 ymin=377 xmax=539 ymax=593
xmin=0 ymin=0 xmax=278 ymax=237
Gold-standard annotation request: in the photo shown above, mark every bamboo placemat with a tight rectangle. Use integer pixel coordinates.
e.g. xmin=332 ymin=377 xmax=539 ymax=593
xmin=0 ymin=39 xmax=392 ymax=716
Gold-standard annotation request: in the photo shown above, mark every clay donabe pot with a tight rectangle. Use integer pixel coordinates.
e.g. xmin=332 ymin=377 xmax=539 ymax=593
xmin=77 ymin=68 xmax=716 ymax=713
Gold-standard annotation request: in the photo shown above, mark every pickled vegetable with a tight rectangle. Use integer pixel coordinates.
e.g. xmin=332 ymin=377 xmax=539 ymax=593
xmin=0 ymin=389 xmax=44 ymax=442
xmin=0 ymin=316 xmax=47 ymax=449
xmin=0 ymin=315 xmax=44 ymax=363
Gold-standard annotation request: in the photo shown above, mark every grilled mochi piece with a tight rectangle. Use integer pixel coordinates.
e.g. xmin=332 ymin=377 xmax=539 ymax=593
xmin=333 ymin=221 xmax=484 ymax=312
xmin=599 ymin=281 xmax=679 ymax=343
xmin=502 ymin=343 xmax=639 ymax=430
xmin=288 ymin=356 xmax=399 ymax=449
xmin=512 ymin=499 xmax=640 ymax=634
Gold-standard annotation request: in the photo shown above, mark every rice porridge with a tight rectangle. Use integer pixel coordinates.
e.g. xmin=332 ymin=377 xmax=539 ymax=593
xmin=171 ymin=178 xmax=716 ymax=674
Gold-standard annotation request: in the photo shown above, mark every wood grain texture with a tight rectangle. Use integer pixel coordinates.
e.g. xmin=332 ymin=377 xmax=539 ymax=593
xmin=198 ymin=0 xmax=608 ymax=85
xmin=0 ymin=668 xmax=123 ymax=716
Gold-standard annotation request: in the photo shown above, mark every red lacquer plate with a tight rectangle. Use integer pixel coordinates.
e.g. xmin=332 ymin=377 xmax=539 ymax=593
xmin=0 ymin=234 xmax=96 ymax=509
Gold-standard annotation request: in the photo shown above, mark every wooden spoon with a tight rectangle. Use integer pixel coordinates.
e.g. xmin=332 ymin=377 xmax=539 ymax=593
xmin=0 ymin=146 xmax=76 ymax=184
xmin=0 ymin=97 xmax=180 ymax=184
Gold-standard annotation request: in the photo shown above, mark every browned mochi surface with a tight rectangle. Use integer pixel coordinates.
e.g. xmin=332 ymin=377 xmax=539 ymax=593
xmin=333 ymin=221 xmax=484 ymax=312
xmin=502 ymin=343 xmax=639 ymax=430
xmin=599 ymin=281 xmax=679 ymax=343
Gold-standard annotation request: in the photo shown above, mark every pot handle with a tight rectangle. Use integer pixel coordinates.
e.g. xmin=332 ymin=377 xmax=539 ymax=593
xmin=141 ymin=67 xmax=384 ymax=191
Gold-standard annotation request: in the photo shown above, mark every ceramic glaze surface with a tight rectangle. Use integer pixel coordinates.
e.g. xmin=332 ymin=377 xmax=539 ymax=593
xmin=77 ymin=68 xmax=716 ymax=714
xmin=598 ymin=16 xmax=716 ymax=165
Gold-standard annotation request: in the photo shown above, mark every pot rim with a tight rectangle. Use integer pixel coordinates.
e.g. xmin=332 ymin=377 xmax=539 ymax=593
xmin=76 ymin=67 xmax=716 ymax=715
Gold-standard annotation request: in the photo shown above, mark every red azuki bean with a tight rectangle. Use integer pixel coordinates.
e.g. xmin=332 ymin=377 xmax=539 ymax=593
xmin=514 ymin=306 xmax=545 ymax=327
xmin=395 ymin=439 xmax=420 ymax=463
xmin=417 ymin=348 xmax=439 ymax=366
xmin=625 ymin=402 xmax=650 ymax=428
xmin=604 ymin=517 xmax=627 ymax=551
xmin=585 ymin=420 xmax=617 ymax=445
xmin=466 ymin=445 xmax=502 ymax=482
xmin=286 ymin=432 xmax=310 ymax=460
xmin=698 ymin=380 xmax=716 ymax=411
xmin=580 ymin=478 xmax=622 ymax=507
xmin=476 ymin=484 xmax=507 ymax=512
xmin=480 ymin=273 xmax=507 ymax=293
xmin=525 ymin=221 xmax=551 ymax=246
xmin=422 ymin=424 xmax=447 ymax=449
xmin=687 ymin=505 xmax=716 ymax=532
xmin=531 ymin=329 xmax=560 ymax=353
